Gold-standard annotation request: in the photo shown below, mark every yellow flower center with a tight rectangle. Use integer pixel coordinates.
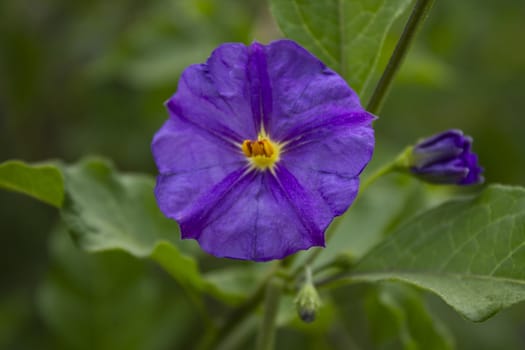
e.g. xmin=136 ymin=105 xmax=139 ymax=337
xmin=241 ymin=134 xmax=281 ymax=171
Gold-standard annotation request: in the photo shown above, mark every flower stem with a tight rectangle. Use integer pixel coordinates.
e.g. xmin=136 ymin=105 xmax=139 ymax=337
xmin=359 ymin=161 xmax=397 ymax=193
xmin=366 ymin=0 xmax=436 ymax=114
xmin=256 ymin=278 xmax=282 ymax=350
xmin=360 ymin=145 xmax=414 ymax=192
xmin=305 ymin=265 xmax=313 ymax=284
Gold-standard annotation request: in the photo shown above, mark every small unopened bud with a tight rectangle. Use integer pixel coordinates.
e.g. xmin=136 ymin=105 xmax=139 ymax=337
xmin=295 ymin=267 xmax=321 ymax=323
xmin=395 ymin=129 xmax=484 ymax=185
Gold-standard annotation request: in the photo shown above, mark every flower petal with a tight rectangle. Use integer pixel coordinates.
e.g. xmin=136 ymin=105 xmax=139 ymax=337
xmin=281 ymin=112 xmax=375 ymax=215
xmin=179 ymin=168 xmax=332 ymax=261
xmin=412 ymin=159 xmax=469 ymax=184
xmin=459 ymin=153 xmax=484 ymax=185
xmin=259 ymin=40 xmax=366 ymax=141
xmin=152 ymin=119 xmax=243 ymax=174
xmin=152 ymin=118 xmax=246 ymax=220
xmin=166 ymin=43 xmax=261 ymax=142
xmin=412 ymin=129 xmax=470 ymax=168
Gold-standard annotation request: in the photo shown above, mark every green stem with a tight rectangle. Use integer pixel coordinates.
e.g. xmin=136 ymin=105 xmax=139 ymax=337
xmin=312 ymin=251 xmax=355 ymax=276
xmin=305 ymin=265 xmax=313 ymax=285
xmin=360 ymin=145 xmax=413 ymax=193
xmin=366 ymin=0 xmax=436 ymax=114
xmin=197 ymin=264 xmax=279 ymax=350
xmin=313 ymin=260 xmax=337 ymax=276
xmin=359 ymin=161 xmax=398 ymax=193
xmin=315 ymin=271 xmax=349 ymax=289
xmin=256 ymin=278 xmax=282 ymax=350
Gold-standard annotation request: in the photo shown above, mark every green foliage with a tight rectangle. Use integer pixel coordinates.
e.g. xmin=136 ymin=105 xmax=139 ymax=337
xmin=2 ymin=0 xmax=525 ymax=349
xmin=350 ymin=185 xmax=525 ymax=321
xmin=61 ymin=157 xmax=177 ymax=255
xmin=152 ymin=242 xmax=260 ymax=303
xmin=60 ymin=157 xmax=258 ymax=304
xmin=333 ymin=282 xmax=453 ymax=349
xmin=315 ymin=174 xmax=428 ymax=265
xmin=365 ymin=283 xmax=453 ymax=349
xmin=38 ymin=226 xmax=198 ymax=350
xmin=270 ymin=0 xmax=412 ymax=95
xmin=0 ymin=160 xmax=64 ymax=207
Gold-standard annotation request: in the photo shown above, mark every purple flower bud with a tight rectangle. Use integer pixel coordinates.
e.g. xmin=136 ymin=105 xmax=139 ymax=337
xmin=410 ymin=129 xmax=484 ymax=185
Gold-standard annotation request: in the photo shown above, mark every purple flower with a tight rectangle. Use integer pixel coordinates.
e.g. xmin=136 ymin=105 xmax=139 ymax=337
xmin=410 ymin=129 xmax=483 ymax=185
xmin=151 ymin=40 xmax=375 ymax=261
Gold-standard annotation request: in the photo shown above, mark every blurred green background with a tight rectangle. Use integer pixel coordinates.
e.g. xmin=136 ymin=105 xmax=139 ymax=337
xmin=1 ymin=0 xmax=524 ymax=349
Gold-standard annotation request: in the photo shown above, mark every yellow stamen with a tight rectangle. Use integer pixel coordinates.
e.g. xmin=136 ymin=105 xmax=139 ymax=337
xmin=241 ymin=136 xmax=281 ymax=171
xmin=262 ymin=140 xmax=274 ymax=157
xmin=241 ymin=140 xmax=252 ymax=157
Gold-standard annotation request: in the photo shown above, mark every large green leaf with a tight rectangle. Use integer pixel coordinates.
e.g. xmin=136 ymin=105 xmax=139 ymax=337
xmin=0 ymin=160 xmax=64 ymax=207
xmin=270 ymin=0 xmax=412 ymax=94
xmin=60 ymin=157 xmax=256 ymax=304
xmin=345 ymin=185 xmax=525 ymax=321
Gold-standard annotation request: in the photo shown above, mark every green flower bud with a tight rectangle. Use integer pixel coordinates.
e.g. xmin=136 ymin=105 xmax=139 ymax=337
xmin=295 ymin=267 xmax=321 ymax=323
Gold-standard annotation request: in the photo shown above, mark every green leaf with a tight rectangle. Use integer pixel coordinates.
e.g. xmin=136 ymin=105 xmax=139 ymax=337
xmin=60 ymin=157 xmax=256 ymax=303
xmin=0 ymin=160 xmax=64 ymax=207
xmin=365 ymin=282 xmax=454 ymax=350
xmin=152 ymin=242 xmax=258 ymax=303
xmin=38 ymin=227 xmax=198 ymax=350
xmin=270 ymin=0 xmax=412 ymax=94
xmin=61 ymin=157 xmax=178 ymax=256
xmin=347 ymin=185 xmax=525 ymax=321
xmin=332 ymin=282 xmax=453 ymax=349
